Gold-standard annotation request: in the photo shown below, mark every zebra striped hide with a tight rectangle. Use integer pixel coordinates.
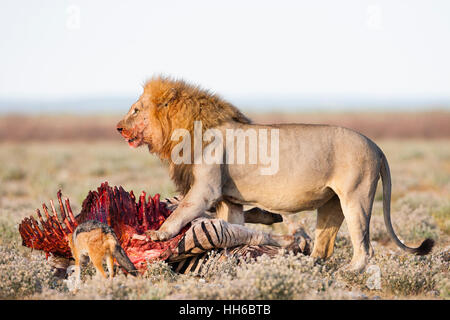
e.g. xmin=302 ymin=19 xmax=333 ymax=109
xmin=170 ymin=245 xmax=303 ymax=275
xmin=165 ymin=217 xmax=311 ymax=260
xmin=162 ymin=197 xmax=312 ymax=275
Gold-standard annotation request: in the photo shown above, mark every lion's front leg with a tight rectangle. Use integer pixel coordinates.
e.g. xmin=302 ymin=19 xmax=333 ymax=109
xmin=147 ymin=196 xmax=205 ymax=241
xmin=146 ymin=201 xmax=202 ymax=241
xmin=146 ymin=198 xmax=205 ymax=241
xmin=147 ymin=164 xmax=222 ymax=241
xmin=147 ymin=196 xmax=219 ymax=241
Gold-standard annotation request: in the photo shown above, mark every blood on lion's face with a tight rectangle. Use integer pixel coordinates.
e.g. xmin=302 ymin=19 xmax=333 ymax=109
xmin=116 ymin=93 xmax=165 ymax=153
xmin=117 ymin=76 xmax=251 ymax=162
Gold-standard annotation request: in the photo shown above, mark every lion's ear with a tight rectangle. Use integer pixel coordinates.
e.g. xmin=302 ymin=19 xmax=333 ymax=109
xmin=162 ymin=88 xmax=178 ymax=107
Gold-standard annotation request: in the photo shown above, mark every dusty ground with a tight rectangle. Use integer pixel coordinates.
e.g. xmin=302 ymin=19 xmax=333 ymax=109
xmin=0 ymin=113 xmax=448 ymax=300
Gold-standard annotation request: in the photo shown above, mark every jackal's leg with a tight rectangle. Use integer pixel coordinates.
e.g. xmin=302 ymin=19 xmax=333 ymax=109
xmin=89 ymin=250 xmax=108 ymax=279
xmin=106 ymin=254 xmax=114 ymax=279
xmin=311 ymin=195 xmax=345 ymax=259
xmin=73 ymin=252 xmax=82 ymax=286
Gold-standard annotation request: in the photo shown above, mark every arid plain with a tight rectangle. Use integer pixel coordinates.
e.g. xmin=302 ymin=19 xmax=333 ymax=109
xmin=0 ymin=111 xmax=448 ymax=299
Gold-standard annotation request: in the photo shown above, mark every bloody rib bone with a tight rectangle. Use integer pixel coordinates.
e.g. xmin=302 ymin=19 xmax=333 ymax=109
xmin=19 ymin=182 xmax=189 ymax=269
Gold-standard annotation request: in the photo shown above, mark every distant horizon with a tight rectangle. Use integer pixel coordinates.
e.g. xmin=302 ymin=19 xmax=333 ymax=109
xmin=0 ymin=94 xmax=449 ymax=115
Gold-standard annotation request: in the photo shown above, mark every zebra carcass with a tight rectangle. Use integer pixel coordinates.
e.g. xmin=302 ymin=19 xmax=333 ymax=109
xmin=18 ymin=182 xmax=311 ymax=276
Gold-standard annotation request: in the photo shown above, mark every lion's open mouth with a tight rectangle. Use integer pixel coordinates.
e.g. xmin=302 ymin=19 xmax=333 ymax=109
xmin=120 ymin=131 xmax=143 ymax=148
xmin=127 ymin=136 xmax=143 ymax=148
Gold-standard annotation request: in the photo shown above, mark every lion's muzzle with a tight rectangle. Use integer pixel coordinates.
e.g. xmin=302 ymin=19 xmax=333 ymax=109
xmin=116 ymin=121 xmax=144 ymax=148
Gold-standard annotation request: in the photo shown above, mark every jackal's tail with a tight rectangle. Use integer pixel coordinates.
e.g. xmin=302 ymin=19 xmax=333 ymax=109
xmin=112 ymin=245 xmax=139 ymax=276
xmin=380 ymin=152 xmax=434 ymax=255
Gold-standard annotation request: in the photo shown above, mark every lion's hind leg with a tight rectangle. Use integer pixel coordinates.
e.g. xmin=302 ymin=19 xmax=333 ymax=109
xmin=335 ymin=180 xmax=377 ymax=272
xmin=311 ymin=195 xmax=344 ymax=260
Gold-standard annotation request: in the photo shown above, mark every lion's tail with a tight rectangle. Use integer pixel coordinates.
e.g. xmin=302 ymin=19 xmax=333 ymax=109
xmin=380 ymin=152 xmax=434 ymax=255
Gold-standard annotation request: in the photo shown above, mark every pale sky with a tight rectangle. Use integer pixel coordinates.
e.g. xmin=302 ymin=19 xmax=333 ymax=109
xmin=0 ymin=0 xmax=449 ymax=111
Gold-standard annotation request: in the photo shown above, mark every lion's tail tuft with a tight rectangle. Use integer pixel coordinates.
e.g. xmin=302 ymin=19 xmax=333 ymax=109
xmin=413 ymin=238 xmax=435 ymax=256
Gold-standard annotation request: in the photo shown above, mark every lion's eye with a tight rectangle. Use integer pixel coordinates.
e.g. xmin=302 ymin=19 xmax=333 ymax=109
xmin=133 ymin=108 xmax=139 ymax=115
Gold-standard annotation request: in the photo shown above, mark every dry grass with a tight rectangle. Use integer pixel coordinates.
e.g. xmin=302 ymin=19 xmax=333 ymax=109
xmin=0 ymin=114 xmax=448 ymax=300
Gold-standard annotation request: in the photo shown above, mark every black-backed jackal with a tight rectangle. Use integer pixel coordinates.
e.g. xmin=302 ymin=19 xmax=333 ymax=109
xmin=67 ymin=220 xmax=138 ymax=284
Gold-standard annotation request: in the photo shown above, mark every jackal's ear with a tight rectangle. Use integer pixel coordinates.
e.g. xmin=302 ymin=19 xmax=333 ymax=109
xmin=161 ymin=88 xmax=178 ymax=107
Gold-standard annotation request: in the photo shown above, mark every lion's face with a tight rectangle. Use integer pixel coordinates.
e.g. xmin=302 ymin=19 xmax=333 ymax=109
xmin=117 ymin=77 xmax=251 ymax=160
xmin=116 ymin=93 xmax=166 ymax=152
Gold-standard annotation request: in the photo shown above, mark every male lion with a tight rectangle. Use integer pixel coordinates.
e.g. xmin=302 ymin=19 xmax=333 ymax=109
xmin=117 ymin=76 xmax=434 ymax=271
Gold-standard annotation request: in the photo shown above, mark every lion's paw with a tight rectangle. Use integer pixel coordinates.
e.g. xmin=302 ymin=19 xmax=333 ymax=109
xmin=145 ymin=230 xmax=172 ymax=241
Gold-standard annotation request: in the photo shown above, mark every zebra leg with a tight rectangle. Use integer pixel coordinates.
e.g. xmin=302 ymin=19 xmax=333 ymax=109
xmin=170 ymin=218 xmax=312 ymax=260
xmin=216 ymin=218 xmax=311 ymax=253
xmin=243 ymin=207 xmax=283 ymax=225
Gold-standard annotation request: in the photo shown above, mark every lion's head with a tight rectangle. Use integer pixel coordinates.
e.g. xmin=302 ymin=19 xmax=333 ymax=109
xmin=117 ymin=76 xmax=251 ymax=194
xmin=117 ymin=76 xmax=251 ymax=159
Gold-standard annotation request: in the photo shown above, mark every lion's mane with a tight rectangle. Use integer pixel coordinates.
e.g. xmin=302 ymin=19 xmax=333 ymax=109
xmin=144 ymin=76 xmax=251 ymax=194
